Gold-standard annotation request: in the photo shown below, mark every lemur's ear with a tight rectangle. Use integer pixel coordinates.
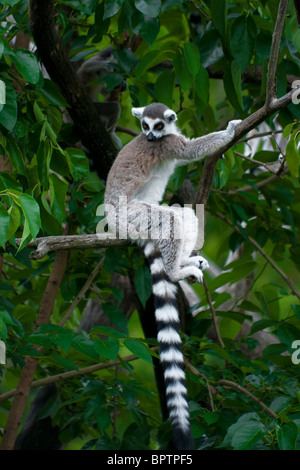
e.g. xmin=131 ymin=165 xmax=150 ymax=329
xmin=164 ymin=109 xmax=177 ymax=123
xmin=131 ymin=107 xmax=145 ymax=120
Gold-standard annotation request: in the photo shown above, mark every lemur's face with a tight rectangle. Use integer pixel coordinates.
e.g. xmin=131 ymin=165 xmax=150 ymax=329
xmin=141 ymin=117 xmax=174 ymax=141
xmin=132 ymin=105 xmax=178 ymax=142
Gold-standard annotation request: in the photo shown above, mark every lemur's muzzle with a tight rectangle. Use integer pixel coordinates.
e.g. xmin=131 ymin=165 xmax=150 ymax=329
xmin=147 ymin=132 xmax=157 ymax=142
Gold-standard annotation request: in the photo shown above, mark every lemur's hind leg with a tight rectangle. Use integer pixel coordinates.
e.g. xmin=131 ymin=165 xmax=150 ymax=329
xmin=172 ymin=206 xmax=209 ymax=272
xmin=126 ymin=202 xmax=203 ymax=283
xmin=156 ymin=207 xmax=203 ymax=283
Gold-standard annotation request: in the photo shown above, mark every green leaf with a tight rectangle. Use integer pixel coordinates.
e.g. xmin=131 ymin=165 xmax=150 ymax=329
xmin=102 ymin=302 xmax=128 ymax=334
xmin=134 ymin=50 xmax=157 ymax=79
xmin=0 ymin=80 xmax=17 ymax=131
xmin=90 ymin=326 xmax=126 ymax=339
xmin=82 ymin=172 xmax=104 ymax=192
xmin=230 ymin=16 xmax=257 ymax=70
xmin=270 ymin=396 xmax=290 ymax=414
xmin=124 ymin=338 xmax=153 ymax=364
xmin=211 ymin=0 xmax=227 ymax=38
xmin=251 ymin=319 xmax=278 ymax=334
xmin=277 ymin=421 xmax=298 ymax=450
xmin=292 ymin=304 xmax=300 ymax=320
xmin=36 ymin=139 xmax=51 ymax=188
xmin=11 ymin=49 xmax=40 ymax=84
xmin=286 ymin=131 xmax=300 ymax=177
xmin=0 ymin=202 xmax=10 ymax=248
xmin=50 ymin=354 xmax=78 ymax=371
xmin=103 ymin=0 xmax=124 ymax=19
xmin=194 ymin=64 xmax=209 ymax=104
xmin=231 ymin=422 xmax=265 ymax=450
xmin=49 ymin=173 xmax=68 ymax=224
xmin=7 ymin=205 xmax=21 ymax=240
xmin=94 ymin=336 xmax=119 ymax=360
xmin=5 ymin=135 xmax=26 ymax=175
xmin=97 ymin=407 xmax=111 ymax=432
xmin=209 ymin=262 xmax=256 ymax=291
xmin=0 ymin=0 xmax=21 ymax=5
xmin=135 ymin=0 xmax=161 ymax=17
xmin=173 ymin=51 xmax=192 ymax=93
xmin=71 ymin=335 xmax=99 ymax=360
xmin=138 ymin=15 xmax=160 ymax=46
xmin=66 ymin=147 xmax=90 ymax=181
xmin=38 ymin=79 xmax=68 ymax=107
xmin=134 ymin=265 xmax=152 ymax=308
xmin=216 ymin=158 xmax=230 ymax=188
xmin=154 ymin=70 xmax=175 ymax=108
xmin=183 ymin=43 xmax=201 ymax=78
xmin=223 ymin=61 xmax=243 ymax=112
xmin=18 ymin=193 xmax=41 ymax=241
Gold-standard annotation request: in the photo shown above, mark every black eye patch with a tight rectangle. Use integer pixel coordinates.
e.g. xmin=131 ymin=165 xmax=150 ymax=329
xmin=142 ymin=121 xmax=149 ymax=130
xmin=154 ymin=122 xmax=164 ymax=130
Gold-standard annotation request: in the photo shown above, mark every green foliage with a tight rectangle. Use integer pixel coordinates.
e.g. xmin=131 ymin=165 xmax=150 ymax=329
xmin=0 ymin=0 xmax=300 ymax=452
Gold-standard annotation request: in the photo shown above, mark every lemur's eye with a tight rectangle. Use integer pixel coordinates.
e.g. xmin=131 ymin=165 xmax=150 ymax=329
xmin=142 ymin=121 xmax=149 ymax=130
xmin=154 ymin=122 xmax=164 ymax=130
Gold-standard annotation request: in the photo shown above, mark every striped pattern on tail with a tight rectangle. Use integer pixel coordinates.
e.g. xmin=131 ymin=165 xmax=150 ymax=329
xmin=144 ymin=242 xmax=193 ymax=451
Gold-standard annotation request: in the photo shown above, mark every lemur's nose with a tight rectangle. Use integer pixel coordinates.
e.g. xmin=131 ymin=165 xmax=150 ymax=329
xmin=147 ymin=132 xmax=155 ymax=141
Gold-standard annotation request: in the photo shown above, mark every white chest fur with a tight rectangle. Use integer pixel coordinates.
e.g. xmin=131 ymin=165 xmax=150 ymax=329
xmin=133 ymin=160 xmax=176 ymax=205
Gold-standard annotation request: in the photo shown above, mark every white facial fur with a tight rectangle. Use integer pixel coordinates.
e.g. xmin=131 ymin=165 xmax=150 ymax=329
xmin=132 ymin=106 xmax=180 ymax=141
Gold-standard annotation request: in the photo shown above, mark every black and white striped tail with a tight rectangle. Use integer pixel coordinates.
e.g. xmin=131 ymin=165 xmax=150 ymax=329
xmin=144 ymin=242 xmax=193 ymax=451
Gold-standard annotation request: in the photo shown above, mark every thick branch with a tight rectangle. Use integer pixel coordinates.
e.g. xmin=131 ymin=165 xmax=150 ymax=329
xmin=11 ymin=234 xmax=129 ymax=260
xmin=28 ymin=0 xmax=117 ymax=179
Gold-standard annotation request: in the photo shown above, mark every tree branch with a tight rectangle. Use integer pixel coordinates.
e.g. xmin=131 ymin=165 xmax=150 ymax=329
xmin=202 ymin=276 xmax=225 ymax=348
xmin=217 ymin=379 xmax=278 ymax=419
xmin=11 ymin=234 xmax=129 ymax=260
xmin=58 ymin=257 xmax=105 ymax=326
xmin=265 ymin=0 xmax=289 ymax=105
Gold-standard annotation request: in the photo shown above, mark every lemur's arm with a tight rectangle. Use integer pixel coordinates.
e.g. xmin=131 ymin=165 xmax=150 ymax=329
xmin=175 ymin=120 xmax=241 ymax=166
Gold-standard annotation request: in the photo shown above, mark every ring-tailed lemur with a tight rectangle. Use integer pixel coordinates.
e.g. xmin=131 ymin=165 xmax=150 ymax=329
xmin=104 ymin=103 xmax=241 ymax=449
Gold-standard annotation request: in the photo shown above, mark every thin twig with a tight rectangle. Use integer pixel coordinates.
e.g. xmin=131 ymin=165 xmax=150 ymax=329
xmin=265 ymin=0 xmax=289 ymax=106
xmin=217 ymin=379 xmax=278 ymax=419
xmin=234 ymin=151 xmax=282 ymax=175
xmin=238 ymin=130 xmax=283 ymax=143
xmin=59 ymin=256 xmax=105 ymax=326
xmin=229 ymin=168 xmax=290 ymax=193
xmin=202 ymin=276 xmax=225 ymax=348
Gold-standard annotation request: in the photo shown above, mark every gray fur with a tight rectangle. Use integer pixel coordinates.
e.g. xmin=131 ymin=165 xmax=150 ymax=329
xmin=142 ymin=103 xmax=169 ymax=119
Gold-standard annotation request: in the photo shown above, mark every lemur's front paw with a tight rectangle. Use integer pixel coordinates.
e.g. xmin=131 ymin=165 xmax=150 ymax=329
xmin=226 ymin=119 xmax=242 ymax=136
xmin=186 ymin=266 xmax=203 ymax=284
